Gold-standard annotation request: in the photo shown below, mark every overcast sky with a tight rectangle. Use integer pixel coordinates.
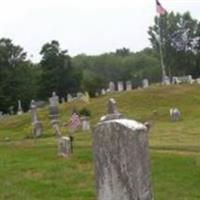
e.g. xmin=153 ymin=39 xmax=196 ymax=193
xmin=1 ymin=0 xmax=200 ymax=62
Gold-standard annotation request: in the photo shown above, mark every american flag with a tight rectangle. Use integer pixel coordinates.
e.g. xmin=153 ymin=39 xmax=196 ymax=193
xmin=156 ymin=0 xmax=167 ymax=15
xmin=69 ymin=112 xmax=81 ymax=130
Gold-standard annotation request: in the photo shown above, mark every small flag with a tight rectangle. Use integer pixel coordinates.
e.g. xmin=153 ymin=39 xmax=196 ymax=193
xmin=156 ymin=0 xmax=167 ymax=15
xmin=69 ymin=112 xmax=81 ymax=130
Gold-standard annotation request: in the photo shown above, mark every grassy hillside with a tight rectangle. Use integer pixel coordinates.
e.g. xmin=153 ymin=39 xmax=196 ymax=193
xmin=0 ymin=84 xmax=200 ymax=199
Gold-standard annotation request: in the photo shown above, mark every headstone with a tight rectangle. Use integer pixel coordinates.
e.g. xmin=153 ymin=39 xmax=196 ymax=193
xmin=196 ymin=78 xmax=200 ymax=84
xmin=61 ymin=97 xmax=65 ymax=104
xmin=77 ymin=92 xmax=83 ymax=100
xmin=109 ymin=81 xmax=115 ymax=92
xmin=117 ymin=81 xmax=124 ymax=92
xmin=67 ymin=94 xmax=73 ymax=102
xmin=95 ymin=92 xmax=99 ymax=97
xmin=17 ymin=100 xmax=23 ymax=115
xmin=142 ymin=79 xmax=149 ymax=88
xmin=93 ymin=106 xmax=153 ymax=200
xmin=81 ymin=92 xmax=90 ymax=103
xmin=57 ymin=136 xmax=72 ymax=157
xmin=81 ymin=116 xmax=90 ymax=131
xmin=101 ymin=89 xmax=106 ymax=95
xmin=9 ymin=106 xmax=14 ymax=115
xmin=100 ymin=98 xmax=123 ymax=122
xmin=126 ymin=80 xmax=132 ymax=91
xmin=30 ymin=100 xmax=43 ymax=138
xmin=170 ymin=107 xmax=181 ymax=122
xmin=163 ymin=76 xmax=170 ymax=85
xmin=49 ymin=91 xmax=59 ymax=120
xmin=0 ymin=111 xmax=3 ymax=120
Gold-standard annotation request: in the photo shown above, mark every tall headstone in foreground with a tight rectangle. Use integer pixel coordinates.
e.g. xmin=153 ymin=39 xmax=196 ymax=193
xmin=93 ymin=100 xmax=153 ymax=200
xmin=126 ymin=80 xmax=132 ymax=91
xmin=117 ymin=81 xmax=124 ymax=92
xmin=109 ymin=81 xmax=115 ymax=92
xmin=142 ymin=79 xmax=149 ymax=88
xmin=30 ymin=100 xmax=43 ymax=138
xmin=17 ymin=100 xmax=23 ymax=115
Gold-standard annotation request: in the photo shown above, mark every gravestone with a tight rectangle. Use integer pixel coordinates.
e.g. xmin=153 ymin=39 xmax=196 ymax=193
xmin=0 ymin=111 xmax=3 ymax=120
xmin=57 ymin=136 xmax=72 ymax=157
xmin=30 ymin=100 xmax=43 ymax=138
xmin=170 ymin=107 xmax=181 ymax=122
xmin=93 ymin=100 xmax=153 ymax=200
xmin=9 ymin=106 xmax=14 ymax=115
xmin=67 ymin=94 xmax=73 ymax=102
xmin=81 ymin=116 xmax=90 ymax=131
xmin=109 ymin=81 xmax=115 ymax=92
xmin=126 ymin=80 xmax=132 ymax=91
xmin=142 ymin=79 xmax=149 ymax=88
xmin=49 ymin=92 xmax=61 ymax=137
xmin=17 ymin=100 xmax=23 ymax=115
xmin=95 ymin=92 xmax=99 ymax=97
xmin=101 ymin=89 xmax=106 ymax=95
xmin=117 ymin=81 xmax=124 ymax=92
xmin=61 ymin=97 xmax=65 ymax=104
xmin=77 ymin=92 xmax=83 ymax=100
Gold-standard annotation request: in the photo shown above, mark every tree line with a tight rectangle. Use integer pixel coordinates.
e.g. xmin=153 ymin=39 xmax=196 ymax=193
xmin=0 ymin=11 xmax=199 ymax=113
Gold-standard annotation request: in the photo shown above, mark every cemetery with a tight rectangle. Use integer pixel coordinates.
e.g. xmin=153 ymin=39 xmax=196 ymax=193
xmin=0 ymin=84 xmax=200 ymax=199
xmin=1 ymin=0 xmax=200 ymax=199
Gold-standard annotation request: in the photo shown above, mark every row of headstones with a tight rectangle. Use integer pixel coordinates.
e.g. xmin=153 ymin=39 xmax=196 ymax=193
xmin=163 ymin=75 xmax=200 ymax=85
xmin=108 ymin=79 xmax=149 ymax=93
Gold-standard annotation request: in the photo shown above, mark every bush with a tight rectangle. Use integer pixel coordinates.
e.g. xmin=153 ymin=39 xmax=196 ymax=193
xmin=79 ymin=108 xmax=91 ymax=117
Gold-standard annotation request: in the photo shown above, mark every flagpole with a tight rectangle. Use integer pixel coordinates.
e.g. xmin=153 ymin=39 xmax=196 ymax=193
xmin=158 ymin=16 xmax=167 ymax=83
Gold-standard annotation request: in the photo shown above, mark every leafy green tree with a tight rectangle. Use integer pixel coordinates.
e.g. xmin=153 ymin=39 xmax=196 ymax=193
xmin=39 ymin=40 xmax=81 ymax=99
xmin=0 ymin=38 xmax=36 ymax=112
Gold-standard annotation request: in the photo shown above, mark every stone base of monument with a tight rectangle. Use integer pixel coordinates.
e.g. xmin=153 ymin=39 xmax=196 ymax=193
xmin=32 ymin=121 xmax=43 ymax=138
xmin=57 ymin=136 xmax=72 ymax=157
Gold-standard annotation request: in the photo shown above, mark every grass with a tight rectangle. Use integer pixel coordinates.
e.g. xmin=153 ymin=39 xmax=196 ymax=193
xmin=0 ymin=84 xmax=200 ymax=199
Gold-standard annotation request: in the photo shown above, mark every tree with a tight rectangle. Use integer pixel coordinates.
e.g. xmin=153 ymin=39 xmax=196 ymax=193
xmin=148 ymin=12 xmax=200 ymax=77
xmin=39 ymin=40 xmax=80 ymax=99
xmin=0 ymin=38 xmax=36 ymax=112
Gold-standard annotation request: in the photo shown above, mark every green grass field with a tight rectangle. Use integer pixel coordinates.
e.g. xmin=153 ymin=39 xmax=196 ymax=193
xmin=0 ymin=84 xmax=200 ymax=200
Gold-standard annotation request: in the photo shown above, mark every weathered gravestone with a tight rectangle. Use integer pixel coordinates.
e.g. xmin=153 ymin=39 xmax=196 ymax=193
xmin=67 ymin=94 xmax=73 ymax=103
xmin=30 ymin=100 xmax=43 ymax=138
xmin=170 ymin=107 xmax=181 ymax=122
xmin=17 ymin=100 xmax=23 ymax=115
xmin=142 ymin=79 xmax=149 ymax=88
xmin=57 ymin=136 xmax=72 ymax=157
xmin=109 ymin=81 xmax=115 ymax=92
xmin=81 ymin=116 xmax=90 ymax=131
xmin=0 ymin=111 xmax=3 ymax=120
xmin=117 ymin=81 xmax=124 ymax=92
xmin=101 ymin=89 xmax=106 ymax=95
xmin=126 ymin=80 xmax=132 ymax=91
xmin=93 ymin=99 xmax=153 ymax=200
xmin=49 ymin=92 xmax=61 ymax=137
xmin=163 ymin=76 xmax=170 ymax=85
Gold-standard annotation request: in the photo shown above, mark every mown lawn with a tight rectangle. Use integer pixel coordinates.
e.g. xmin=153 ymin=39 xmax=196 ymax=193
xmin=0 ymin=84 xmax=200 ymax=199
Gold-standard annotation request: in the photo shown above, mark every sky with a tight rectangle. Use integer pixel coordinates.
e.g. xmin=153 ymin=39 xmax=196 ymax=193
xmin=1 ymin=0 xmax=200 ymax=62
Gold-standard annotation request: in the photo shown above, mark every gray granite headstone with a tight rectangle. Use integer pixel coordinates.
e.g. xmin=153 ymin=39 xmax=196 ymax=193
xmin=117 ymin=81 xmax=124 ymax=92
xmin=58 ymin=136 xmax=72 ymax=157
xmin=142 ymin=79 xmax=149 ymax=88
xmin=109 ymin=81 xmax=115 ymax=92
xmin=49 ymin=91 xmax=59 ymax=121
xmin=30 ymin=100 xmax=43 ymax=138
xmin=170 ymin=107 xmax=181 ymax=122
xmin=81 ymin=116 xmax=90 ymax=131
xmin=17 ymin=100 xmax=23 ymax=115
xmin=93 ymin=118 xmax=153 ymax=200
xmin=126 ymin=80 xmax=132 ymax=91
xmin=67 ymin=94 xmax=73 ymax=102
xmin=93 ymin=99 xmax=153 ymax=200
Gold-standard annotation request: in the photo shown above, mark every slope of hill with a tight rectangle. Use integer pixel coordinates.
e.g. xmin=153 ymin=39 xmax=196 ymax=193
xmin=0 ymin=84 xmax=200 ymax=199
